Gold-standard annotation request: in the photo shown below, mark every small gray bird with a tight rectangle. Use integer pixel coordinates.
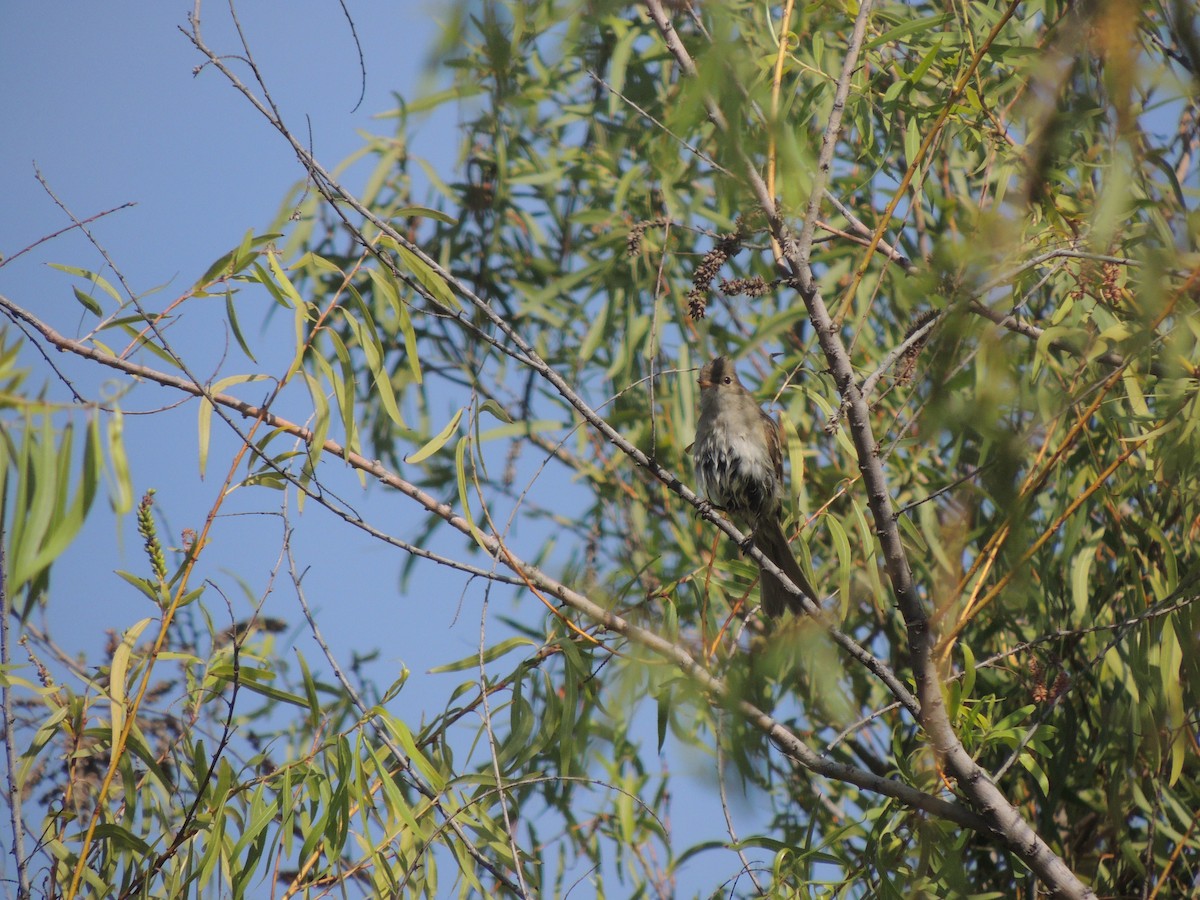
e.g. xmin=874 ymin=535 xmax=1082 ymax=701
xmin=691 ymin=356 xmax=816 ymax=617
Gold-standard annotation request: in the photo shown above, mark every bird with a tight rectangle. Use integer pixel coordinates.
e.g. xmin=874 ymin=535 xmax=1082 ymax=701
xmin=690 ymin=356 xmax=816 ymax=617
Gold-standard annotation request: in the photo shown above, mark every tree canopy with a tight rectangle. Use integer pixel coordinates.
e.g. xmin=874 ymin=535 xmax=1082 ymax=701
xmin=2 ymin=0 xmax=1199 ymax=897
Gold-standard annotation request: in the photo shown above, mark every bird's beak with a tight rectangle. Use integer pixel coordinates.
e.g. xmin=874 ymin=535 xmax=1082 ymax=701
xmin=697 ymin=377 xmax=712 ymax=389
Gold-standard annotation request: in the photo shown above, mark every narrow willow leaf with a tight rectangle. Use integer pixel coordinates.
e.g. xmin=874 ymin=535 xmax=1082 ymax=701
xmin=301 ymin=369 xmax=331 ymax=484
xmin=477 ymin=398 xmax=514 ymax=425
xmin=298 ymin=802 xmax=331 ymax=875
xmin=1160 ymin=621 xmax=1186 ymax=786
xmin=72 ymin=286 xmax=102 ymax=316
xmin=11 ymin=417 xmax=59 ymax=589
xmin=896 ymin=513 xmax=929 ymax=554
xmin=478 ymin=419 xmax=565 ymax=442
xmin=1018 ymin=751 xmax=1051 ymax=798
xmin=961 ymin=644 xmax=977 ymax=701
xmin=195 ymin=248 xmax=238 ymax=292
xmin=109 ymin=614 xmax=155 ymax=747
xmin=197 ymin=374 xmax=271 ymax=479
xmin=47 ymin=263 xmax=123 ymax=305
xmin=825 ymin=515 xmax=852 ymax=613
xmin=22 ymin=417 xmax=100 ymax=584
xmin=396 ymin=295 xmax=422 ymax=385
xmin=909 ymin=43 xmax=941 ymax=84
xmin=16 ymin=705 xmax=69 ymax=793
xmin=266 ymin=250 xmax=305 ymax=307
xmin=393 ymin=205 xmax=458 ymax=224
xmin=428 ymin=636 xmax=537 ymax=673
xmin=656 ymin=687 xmax=669 ymax=754
xmin=296 ymin=651 xmax=321 ymax=715
xmin=402 ymin=84 xmax=478 ymax=115
xmin=367 ymin=741 xmax=420 ymax=833
xmin=865 ymin=13 xmax=953 ymax=49
xmin=197 ymin=397 xmax=213 ymax=478
xmin=196 ymin=231 xmax=280 ymax=290
xmin=107 ymin=409 xmax=133 ymax=514
xmin=1070 ymin=547 xmax=1094 ymax=624
xmin=381 ymin=241 xmax=459 ymax=309
xmin=324 ymin=328 xmax=359 ymax=456
xmin=91 ymin=823 xmax=153 ymax=856
xmin=406 ymin=408 xmax=463 ymax=464
xmin=121 ymin=720 xmax=175 ymax=791
xmin=373 ymin=708 xmax=446 ymax=793
xmin=904 ymin=117 xmax=921 ymax=172
xmin=197 ymin=779 xmax=228 ymax=885
xmin=224 ymin=290 xmax=256 ymax=362
xmin=345 ymin=285 xmax=409 ymax=425
xmin=606 ymin=19 xmax=636 ymax=116
xmin=250 ymin=261 xmax=292 ymax=310
xmin=114 ymin=570 xmax=164 ymax=604
xmin=454 ymin=435 xmax=490 ymax=554
xmin=208 ymin=667 xmax=309 ymax=707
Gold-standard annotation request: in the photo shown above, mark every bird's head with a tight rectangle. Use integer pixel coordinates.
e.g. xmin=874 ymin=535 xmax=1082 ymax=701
xmin=697 ymin=356 xmax=743 ymax=392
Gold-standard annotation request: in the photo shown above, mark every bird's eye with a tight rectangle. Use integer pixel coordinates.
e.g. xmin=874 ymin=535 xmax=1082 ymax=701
xmin=723 ymin=376 xmax=732 ymax=384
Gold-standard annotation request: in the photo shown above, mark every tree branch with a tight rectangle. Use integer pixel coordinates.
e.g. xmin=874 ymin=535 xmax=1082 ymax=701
xmin=639 ymin=2 xmax=1099 ymax=895
xmin=0 ymin=294 xmax=983 ymax=835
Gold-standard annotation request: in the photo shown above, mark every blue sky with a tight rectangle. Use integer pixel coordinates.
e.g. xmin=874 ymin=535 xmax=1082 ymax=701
xmin=0 ymin=1 xmax=470 ymax=676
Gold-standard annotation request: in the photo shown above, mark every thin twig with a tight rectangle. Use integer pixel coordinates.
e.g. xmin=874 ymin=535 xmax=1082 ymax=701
xmin=0 ymin=528 xmax=31 ymax=899
xmin=477 ymin=560 xmax=532 ymax=895
xmin=586 ymin=71 xmax=732 ymax=176
xmin=0 ymin=199 xmax=136 ymax=270
xmin=716 ymin=728 xmax=767 ymax=896
xmin=796 ymin=0 xmax=876 ymax=265
xmin=287 ymin=534 xmax=528 ymax=897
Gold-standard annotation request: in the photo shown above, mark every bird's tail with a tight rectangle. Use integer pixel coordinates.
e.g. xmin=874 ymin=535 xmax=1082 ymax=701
xmin=755 ymin=519 xmax=816 ymax=618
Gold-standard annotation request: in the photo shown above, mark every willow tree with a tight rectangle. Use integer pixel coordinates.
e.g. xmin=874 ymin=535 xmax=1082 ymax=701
xmin=3 ymin=0 xmax=1198 ymax=897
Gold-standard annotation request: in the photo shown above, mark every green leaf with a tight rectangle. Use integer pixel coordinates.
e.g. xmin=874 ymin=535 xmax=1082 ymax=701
xmin=477 ymin=398 xmax=514 ymax=425
xmin=373 ymin=708 xmax=446 ymax=793
xmin=208 ymin=663 xmax=310 ymax=707
xmin=865 ymin=13 xmax=952 ymax=49
xmin=393 ymin=205 xmax=458 ymax=224
xmin=395 ymin=295 xmax=423 ymax=386
xmin=904 ymin=116 xmax=921 ymax=170
xmin=92 ymin=823 xmax=153 ymax=856
xmin=406 ymin=407 xmax=463 ymax=464
xmin=48 ymin=263 xmax=124 ymax=305
xmin=196 ymin=398 xmax=213 ymax=479
xmin=225 ymin=290 xmax=257 ymax=362
xmin=72 ymin=286 xmax=103 ymax=316
xmin=1070 ymin=546 xmax=1094 ymax=624
xmin=16 ymin=705 xmax=69 ymax=793
xmin=107 ymin=409 xmax=133 ymax=514
xmin=656 ymin=686 xmax=669 ymax=753
xmin=825 ymin=514 xmax=852 ymax=613
xmin=428 ymin=636 xmax=537 ymax=673
xmin=961 ymin=643 xmax=976 ymax=702
xmin=197 ymin=374 xmax=271 ymax=479
xmin=110 ymin=617 xmax=155 ymax=743
xmin=379 ymin=239 xmax=460 ymax=309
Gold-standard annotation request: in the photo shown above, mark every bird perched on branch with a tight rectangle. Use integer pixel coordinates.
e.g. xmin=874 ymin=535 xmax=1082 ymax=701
xmin=691 ymin=356 xmax=815 ymax=617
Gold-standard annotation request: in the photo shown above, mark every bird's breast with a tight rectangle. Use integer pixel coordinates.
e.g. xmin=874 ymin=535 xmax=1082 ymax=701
xmin=692 ymin=418 xmax=779 ymax=518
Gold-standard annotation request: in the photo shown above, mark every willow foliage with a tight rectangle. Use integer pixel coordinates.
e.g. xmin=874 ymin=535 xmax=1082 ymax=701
xmin=3 ymin=0 xmax=1199 ymax=897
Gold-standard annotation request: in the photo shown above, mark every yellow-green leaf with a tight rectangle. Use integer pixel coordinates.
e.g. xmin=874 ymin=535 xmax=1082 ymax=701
xmin=406 ymin=408 xmax=463 ymax=464
xmin=111 ymin=617 xmax=154 ymax=744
